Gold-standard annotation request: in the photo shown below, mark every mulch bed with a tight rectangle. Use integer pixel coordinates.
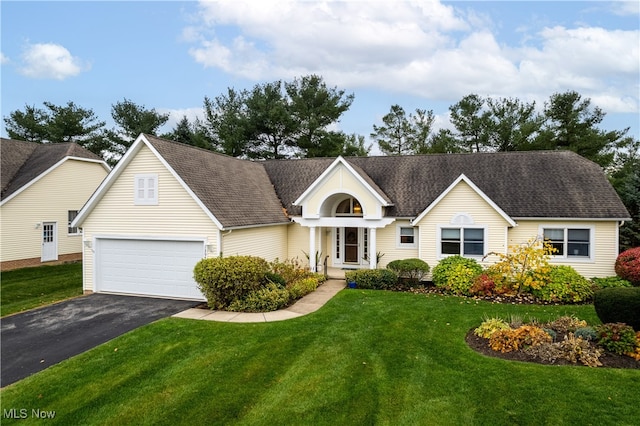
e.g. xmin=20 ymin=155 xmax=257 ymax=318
xmin=466 ymin=330 xmax=639 ymax=369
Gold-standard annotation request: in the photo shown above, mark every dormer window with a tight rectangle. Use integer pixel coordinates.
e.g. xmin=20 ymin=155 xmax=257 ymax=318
xmin=335 ymin=198 xmax=363 ymax=216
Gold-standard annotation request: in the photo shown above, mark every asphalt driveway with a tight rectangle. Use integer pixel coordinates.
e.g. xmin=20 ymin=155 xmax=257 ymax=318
xmin=1 ymin=294 xmax=199 ymax=387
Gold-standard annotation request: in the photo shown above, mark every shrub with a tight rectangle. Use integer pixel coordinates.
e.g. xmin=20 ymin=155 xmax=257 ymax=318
xmin=574 ymin=326 xmax=597 ymax=342
xmin=288 ymin=277 xmax=320 ymax=299
xmin=593 ymin=287 xmax=640 ymax=330
xmin=264 ymin=272 xmax=286 ymax=287
xmin=626 ymin=332 xmax=640 ymax=361
xmin=524 ymin=336 xmax=603 ymax=367
xmin=432 ymin=256 xmax=482 ymax=296
xmin=387 ymin=259 xmax=430 ymax=286
xmin=532 ymin=265 xmax=593 ymax=303
xmin=474 ymin=317 xmax=510 ymax=339
xmin=344 ymin=269 xmax=398 ymax=290
xmin=270 ymin=258 xmax=311 ymax=284
xmin=543 ymin=328 xmax=557 ymax=342
xmin=469 ymin=273 xmax=499 ymax=296
xmin=590 ymin=276 xmax=632 ymax=290
xmin=596 ymin=323 xmax=638 ymax=355
xmin=489 ymin=325 xmax=551 ymax=353
xmin=615 ymin=247 xmax=640 ymax=286
xmin=545 ymin=315 xmax=587 ymax=334
xmin=486 ymin=237 xmax=555 ymax=294
xmin=194 ymin=256 xmax=270 ymax=309
xmin=228 ymin=283 xmax=291 ymax=312
xmin=557 ymin=334 xmax=603 ymax=367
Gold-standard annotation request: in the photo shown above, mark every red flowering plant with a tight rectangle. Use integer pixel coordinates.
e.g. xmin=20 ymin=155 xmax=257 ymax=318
xmin=615 ymin=247 xmax=640 ymax=286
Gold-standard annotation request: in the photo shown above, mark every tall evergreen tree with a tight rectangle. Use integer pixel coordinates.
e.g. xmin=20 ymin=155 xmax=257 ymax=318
xmin=3 ymin=101 xmax=111 ymax=158
xmin=108 ymin=98 xmax=169 ymax=155
xmin=533 ymin=91 xmax=629 ymax=167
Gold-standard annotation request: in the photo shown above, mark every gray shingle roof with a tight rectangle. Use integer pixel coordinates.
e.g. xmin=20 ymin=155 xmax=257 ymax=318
xmin=126 ymin=137 xmax=630 ymax=228
xmin=263 ymin=151 xmax=630 ymax=220
xmin=1 ymin=138 xmax=104 ymax=200
xmin=144 ymin=135 xmax=290 ymax=228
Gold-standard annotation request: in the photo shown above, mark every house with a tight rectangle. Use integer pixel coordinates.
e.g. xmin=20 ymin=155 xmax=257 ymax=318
xmin=73 ymin=134 xmax=630 ymax=300
xmin=1 ymin=138 xmax=110 ymax=270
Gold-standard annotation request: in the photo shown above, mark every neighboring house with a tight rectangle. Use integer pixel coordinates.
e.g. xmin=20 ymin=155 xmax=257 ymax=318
xmin=73 ymin=134 xmax=630 ymax=301
xmin=1 ymin=138 xmax=110 ymax=270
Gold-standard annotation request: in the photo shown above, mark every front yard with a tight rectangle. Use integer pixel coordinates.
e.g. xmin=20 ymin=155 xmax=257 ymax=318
xmin=0 ymin=263 xmax=83 ymax=317
xmin=2 ymin=289 xmax=638 ymax=425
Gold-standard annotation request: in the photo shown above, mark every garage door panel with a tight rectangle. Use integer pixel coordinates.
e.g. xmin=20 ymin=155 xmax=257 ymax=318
xmin=96 ymin=239 xmax=205 ymax=300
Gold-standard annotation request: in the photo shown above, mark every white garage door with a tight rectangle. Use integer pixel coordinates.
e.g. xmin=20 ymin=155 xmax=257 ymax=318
xmin=96 ymin=238 xmax=206 ymax=300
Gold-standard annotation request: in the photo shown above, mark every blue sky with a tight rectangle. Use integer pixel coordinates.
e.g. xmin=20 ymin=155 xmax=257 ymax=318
xmin=2 ymin=1 xmax=639 ymax=153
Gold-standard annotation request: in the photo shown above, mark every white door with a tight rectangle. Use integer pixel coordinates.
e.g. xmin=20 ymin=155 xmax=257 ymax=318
xmin=41 ymin=222 xmax=58 ymax=262
xmin=96 ymin=238 xmax=205 ymax=300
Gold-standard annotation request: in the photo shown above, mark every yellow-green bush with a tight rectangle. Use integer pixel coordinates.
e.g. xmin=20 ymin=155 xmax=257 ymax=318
xmin=194 ymin=256 xmax=270 ymax=310
xmin=288 ymin=277 xmax=320 ymax=299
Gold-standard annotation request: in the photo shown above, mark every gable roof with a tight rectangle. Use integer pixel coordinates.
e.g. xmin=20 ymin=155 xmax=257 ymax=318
xmin=292 ymin=156 xmax=392 ymax=207
xmin=74 ymin=134 xmax=289 ymax=230
xmin=412 ymin=174 xmax=517 ymax=226
xmin=264 ymin=151 xmax=630 ymax=220
xmin=1 ymin=138 xmax=108 ymax=202
xmin=144 ymin=135 xmax=289 ymax=228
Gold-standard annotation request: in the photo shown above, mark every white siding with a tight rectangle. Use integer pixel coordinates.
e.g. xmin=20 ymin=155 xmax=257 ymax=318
xmin=0 ymin=159 xmax=108 ymax=262
xmin=81 ymin=146 xmax=217 ymax=292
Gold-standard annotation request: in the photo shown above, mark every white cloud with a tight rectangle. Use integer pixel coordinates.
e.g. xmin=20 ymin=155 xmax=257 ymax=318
xmin=19 ymin=43 xmax=89 ymax=80
xmin=159 ymin=107 xmax=206 ymax=133
xmin=186 ymin=0 xmax=639 ymax=113
xmin=0 ymin=52 xmax=8 ymax=64
xmin=610 ymin=0 xmax=640 ymax=16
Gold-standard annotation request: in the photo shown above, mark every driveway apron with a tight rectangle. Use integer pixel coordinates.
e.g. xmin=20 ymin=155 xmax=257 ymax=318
xmin=1 ymin=294 xmax=198 ymax=387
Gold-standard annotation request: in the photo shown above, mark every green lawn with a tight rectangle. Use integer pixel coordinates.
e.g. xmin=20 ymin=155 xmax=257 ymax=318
xmin=0 ymin=263 xmax=83 ymax=316
xmin=2 ymin=290 xmax=638 ymax=425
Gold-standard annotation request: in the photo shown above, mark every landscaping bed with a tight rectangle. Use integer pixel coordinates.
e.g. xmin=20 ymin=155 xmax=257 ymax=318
xmin=466 ymin=330 xmax=639 ymax=369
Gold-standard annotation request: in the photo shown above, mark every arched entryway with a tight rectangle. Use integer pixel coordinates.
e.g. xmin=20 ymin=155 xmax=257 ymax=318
xmin=293 ymin=193 xmax=395 ymax=271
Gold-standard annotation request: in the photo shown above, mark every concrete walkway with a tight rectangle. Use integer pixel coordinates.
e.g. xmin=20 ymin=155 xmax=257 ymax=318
xmin=173 ymin=279 xmax=346 ymax=323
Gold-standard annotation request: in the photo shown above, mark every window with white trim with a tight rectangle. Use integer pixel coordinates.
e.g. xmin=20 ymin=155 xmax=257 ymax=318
xmin=68 ymin=210 xmax=80 ymax=235
xmin=335 ymin=197 xmax=363 ymax=216
xmin=441 ymin=227 xmax=484 ymax=256
xmin=397 ymin=225 xmax=417 ymax=248
xmin=134 ymin=174 xmax=158 ymax=205
xmin=543 ymin=227 xmax=591 ymax=258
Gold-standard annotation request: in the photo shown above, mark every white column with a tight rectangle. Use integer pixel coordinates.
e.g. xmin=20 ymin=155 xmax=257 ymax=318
xmin=309 ymin=226 xmax=316 ymax=272
xmin=369 ymin=227 xmax=377 ymax=269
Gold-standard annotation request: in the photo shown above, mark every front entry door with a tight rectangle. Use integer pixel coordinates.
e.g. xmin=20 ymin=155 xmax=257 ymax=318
xmin=344 ymin=227 xmax=359 ymax=263
xmin=41 ymin=222 xmax=58 ymax=262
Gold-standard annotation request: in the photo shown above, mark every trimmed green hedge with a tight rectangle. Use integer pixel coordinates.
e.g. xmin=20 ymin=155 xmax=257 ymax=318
xmin=593 ymin=287 xmax=640 ymax=330
xmin=387 ymin=258 xmax=430 ymax=286
xmin=194 ymin=256 xmax=270 ymax=310
xmin=345 ymin=269 xmax=398 ymax=290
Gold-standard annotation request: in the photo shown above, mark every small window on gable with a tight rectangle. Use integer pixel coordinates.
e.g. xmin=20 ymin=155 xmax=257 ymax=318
xmin=335 ymin=197 xmax=362 ymax=216
xmin=397 ymin=225 xmax=417 ymax=248
xmin=68 ymin=210 xmax=80 ymax=235
xmin=135 ymin=174 xmax=158 ymax=205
